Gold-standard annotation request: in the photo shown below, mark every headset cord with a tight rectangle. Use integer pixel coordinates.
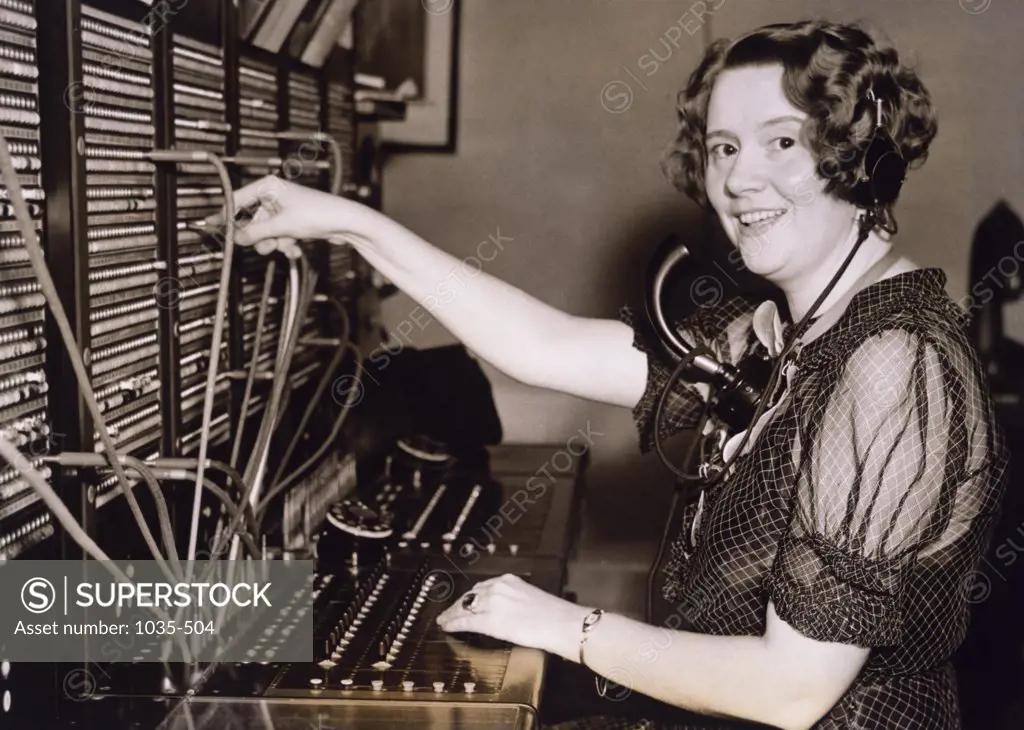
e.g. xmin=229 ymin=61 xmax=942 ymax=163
xmin=646 ymin=394 xmax=711 ymax=623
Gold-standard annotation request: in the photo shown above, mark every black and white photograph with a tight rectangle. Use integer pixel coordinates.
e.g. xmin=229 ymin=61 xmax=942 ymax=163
xmin=0 ymin=1 xmax=1022 ymax=729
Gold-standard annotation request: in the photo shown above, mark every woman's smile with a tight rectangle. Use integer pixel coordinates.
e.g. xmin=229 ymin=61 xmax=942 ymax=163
xmin=735 ymin=207 xmax=790 ymax=241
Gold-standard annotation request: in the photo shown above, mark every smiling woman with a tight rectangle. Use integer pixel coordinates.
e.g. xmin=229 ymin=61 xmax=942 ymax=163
xmin=218 ymin=18 xmax=1008 ymax=730
xmin=564 ymin=20 xmax=1006 ymax=730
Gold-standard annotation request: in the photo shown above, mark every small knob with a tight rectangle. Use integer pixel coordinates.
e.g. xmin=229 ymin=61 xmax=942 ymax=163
xmin=509 ymin=543 xmax=520 ymax=556
xmin=371 ymin=679 xmax=384 ymax=691
xmin=433 ymin=681 xmax=445 ymax=693
xmin=486 ymin=543 xmax=496 ymax=554
xmin=402 ymin=680 xmax=414 ymax=691
xmin=463 ymin=681 xmax=476 ymax=693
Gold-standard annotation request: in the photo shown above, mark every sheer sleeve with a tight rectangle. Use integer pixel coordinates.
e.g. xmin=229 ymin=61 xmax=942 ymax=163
xmin=619 ymin=297 xmax=756 ymax=455
xmin=767 ymin=328 xmax=954 ymax=647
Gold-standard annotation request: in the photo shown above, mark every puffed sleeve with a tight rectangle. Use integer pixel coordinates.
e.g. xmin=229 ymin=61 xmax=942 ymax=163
xmin=619 ymin=297 xmax=755 ymax=454
xmin=767 ymin=328 xmax=957 ymax=646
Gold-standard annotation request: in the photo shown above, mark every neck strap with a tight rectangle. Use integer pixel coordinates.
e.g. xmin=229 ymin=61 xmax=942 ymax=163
xmin=796 ymin=248 xmax=901 ymax=349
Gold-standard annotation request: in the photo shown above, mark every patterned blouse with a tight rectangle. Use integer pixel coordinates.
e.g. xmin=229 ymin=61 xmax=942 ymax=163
xmin=555 ymin=268 xmax=1009 ymax=730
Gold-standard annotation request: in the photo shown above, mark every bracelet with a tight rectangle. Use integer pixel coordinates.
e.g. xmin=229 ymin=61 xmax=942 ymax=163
xmin=578 ymin=608 xmax=604 ymax=666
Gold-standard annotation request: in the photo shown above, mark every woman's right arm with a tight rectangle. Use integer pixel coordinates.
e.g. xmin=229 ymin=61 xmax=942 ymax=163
xmin=217 ymin=177 xmax=649 ymax=409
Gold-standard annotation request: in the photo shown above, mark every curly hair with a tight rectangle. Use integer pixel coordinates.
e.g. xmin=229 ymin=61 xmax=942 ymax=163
xmin=662 ymin=20 xmax=938 ymax=218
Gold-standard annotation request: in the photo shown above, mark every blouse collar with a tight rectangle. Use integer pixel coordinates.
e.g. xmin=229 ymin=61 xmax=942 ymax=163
xmin=750 ymin=268 xmax=965 ymax=357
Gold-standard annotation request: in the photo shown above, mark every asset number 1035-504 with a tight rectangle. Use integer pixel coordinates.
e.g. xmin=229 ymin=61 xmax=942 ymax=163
xmin=134 ymin=620 xmax=215 ymax=635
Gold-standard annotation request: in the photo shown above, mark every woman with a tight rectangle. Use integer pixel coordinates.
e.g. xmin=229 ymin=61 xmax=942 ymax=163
xmin=214 ymin=20 xmax=1007 ymax=730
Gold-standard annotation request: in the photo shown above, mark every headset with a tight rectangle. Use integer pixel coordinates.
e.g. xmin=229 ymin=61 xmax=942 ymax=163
xmin=851 ymin=89 xmax=908 ymax=225
xmin=646 ymin=86 xmax=906 ymax=478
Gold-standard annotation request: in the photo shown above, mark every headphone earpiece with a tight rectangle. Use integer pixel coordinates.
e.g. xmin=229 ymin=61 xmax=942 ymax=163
xmin=851 ymin=89 xmax=907 ymax=210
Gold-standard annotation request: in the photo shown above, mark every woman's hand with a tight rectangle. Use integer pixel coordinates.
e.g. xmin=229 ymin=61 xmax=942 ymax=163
xmin=204 ymin=175 xmax=380 ymax=258
xmin=435 ymin=573 xmax=593 ymax=662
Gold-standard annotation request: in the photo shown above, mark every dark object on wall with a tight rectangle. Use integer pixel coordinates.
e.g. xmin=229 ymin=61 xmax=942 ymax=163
xmin=967 ymin=200 xmax=1024 ymax=391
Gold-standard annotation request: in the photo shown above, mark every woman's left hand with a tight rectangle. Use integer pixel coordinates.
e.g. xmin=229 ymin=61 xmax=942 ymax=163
xmin=435 ymin=573 xmax=593 ymax=662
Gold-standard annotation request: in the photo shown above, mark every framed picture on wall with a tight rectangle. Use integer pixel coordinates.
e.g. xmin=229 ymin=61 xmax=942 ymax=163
xmin=363 ymin=0 xmax=459 ymax=152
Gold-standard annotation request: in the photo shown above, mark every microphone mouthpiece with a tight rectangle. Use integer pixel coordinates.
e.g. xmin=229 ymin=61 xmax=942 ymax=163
xmin=644 ymin=235 xmax=729 ymax=384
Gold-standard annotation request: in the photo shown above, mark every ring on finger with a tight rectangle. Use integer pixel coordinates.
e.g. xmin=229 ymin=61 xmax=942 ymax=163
xmin=461 ymin=591 xmax=480 ymax=613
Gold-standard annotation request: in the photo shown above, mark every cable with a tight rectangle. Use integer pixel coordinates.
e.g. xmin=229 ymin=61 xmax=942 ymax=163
xmin=149 ymin=149 xmax=237 ymax=566
xmin=229 ymin=261 xmax=277 ymax=469
xmin=40 ymin=451 xmax=182 ymax=581
xmin=153 ymin=457 xmax=254 ymax=557
xmin=122 ymin=455 xmax=184 ymax=582
xmin=152 ymin=471 xmax=261 ymax=560
xmin=276 ymin=130 xmax=344 ymax=196
xmin=168 ymin=458 xmax=247 ymax=499
xmin=645 ymin=398 xmax=710 ymax=624
xmin=267 ymin=344 xmax=343 ymax=489
xmin=216 ymin=258 xmax=311 ymax=603
xmin=220 ymin=155 xmax=284 ymax=168
xmin=0 ymin=435 xmax=195 ymax=664
xmin=226 ymin=259 xmax=312 ymax=560
xmin=44 ymin=452 xmax=259 ymax=560
xmin=255 ymin=261 xmax=317 ymax=487
xmin=254 ymin=341 xmax=362 ymax=527
xmin=150 ymin=459 xmax=264 ymax=598
xmin=652 ymin=346 xmax=719 ymax=482
xmin=0 ymin=135 xmax=178 ymax=586
xmin=244 ymin=260 xmax=303 ymax=491
xmin=245 ymin=261 xmax=299 ymax=489
xmin=190 ymin=154 xmax=235 ymax=567
xmin=324 ymin=134 xmax=344 ymax=197
xmin=268 ymin=302 xmax=351 ymax=491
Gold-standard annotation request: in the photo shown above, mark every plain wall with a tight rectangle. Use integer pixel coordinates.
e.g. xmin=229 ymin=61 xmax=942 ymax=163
xmin=374 ymin=0 xmax=1024 ymax=611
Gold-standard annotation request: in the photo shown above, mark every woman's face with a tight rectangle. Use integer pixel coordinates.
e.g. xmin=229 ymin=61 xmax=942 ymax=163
xmin=703 ymin=64 xmax=856 ymax=287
